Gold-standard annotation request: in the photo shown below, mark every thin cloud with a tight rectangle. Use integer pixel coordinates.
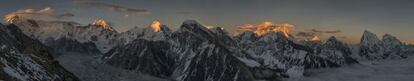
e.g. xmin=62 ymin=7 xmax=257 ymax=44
xmin=74 ymin=0 xmax=150 ymax=16
xmin=311 ymin=29 xmax=341 ymax=34
xmin=237 ymin=22 xmax=294 ymax=36
xmin=58 ymin=13 xmax=75 ymax=18
xmin=296 ymin=32 xmax=318 ymax=37
xmin=4 ymin=7 xmax=74 ymax=22
xmin=177 ymin=11 xmax=192 ymax=15
xmin=338 ymin=36 xmax=347 ymax=39
xmin=296 ymin=28 xmax=343 ymax=41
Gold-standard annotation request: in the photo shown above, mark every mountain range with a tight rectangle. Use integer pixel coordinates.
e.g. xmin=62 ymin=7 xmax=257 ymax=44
xmin=0 ymin=23 xmax=78 ymax=81
xmin=1 ymin=17 xmax=414 ymax=81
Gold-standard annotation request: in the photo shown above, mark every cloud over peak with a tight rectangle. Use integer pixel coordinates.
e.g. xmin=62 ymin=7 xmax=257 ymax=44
xmin=311 ymin=29 xmax=341 ymax=34
xmin=238 ymin=21 xmax=294 ymax=37
xmin=296 ymin=28 xmax=344 ymax=42
xmin=74 ymin=0 xmax=150 ymax=16
xmin=4 ymin=7 xmax=74 ymax=23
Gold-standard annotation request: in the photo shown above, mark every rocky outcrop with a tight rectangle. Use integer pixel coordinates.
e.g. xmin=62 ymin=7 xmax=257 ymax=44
xmin=0 ymin=24 xmax=79 ymax=81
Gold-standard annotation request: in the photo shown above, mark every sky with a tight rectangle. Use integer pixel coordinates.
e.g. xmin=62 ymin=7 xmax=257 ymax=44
xmin=1 ymin=0 xmax=414 ymax=44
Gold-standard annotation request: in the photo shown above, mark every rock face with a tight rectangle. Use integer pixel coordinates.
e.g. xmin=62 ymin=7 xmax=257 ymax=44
xmin=104 ymin=20 xmax=255 ymax=81
xmin=7 ymin=17 xmax=414 ymax=81
xmin=358 ymin=30 xmax=412 ymax=60
xmin=104 ymin=20 xmax=361 ymax=81
xmin=359 ymin=30 xmax=384 ymax=60
xmin=306 ymin=36 xmax=358 ymax=68
xmin=0 ymin=24 xmax=79 ymax=81
xmin=171 ymin=20 xmax=254 ymax=81
xmin=234 ymin=31 xmax=358 ymax=78
xmin=10 ymin=19 xmax=180 ymax=55
xmin=382 ymin=34 xmax=405 ymax=58
xmin=10 ymin=19 xmax=119 ymax=54
xmin=103 ymin=22 xmax=175 ymax=78
xmin=103 ymin=39 xmax=175 ymax=78
xmin=209 ymin=27 xmax=237 ymax=46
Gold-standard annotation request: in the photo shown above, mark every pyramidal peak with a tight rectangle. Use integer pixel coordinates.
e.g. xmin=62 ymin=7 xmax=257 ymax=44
xmin=324 ymin=36 xmax=341 ymax=46
xmin=150 ymin=20 xmax=162 ymax=32
xmin=360 ymin=30 xmax=381 ymax=46
xmin=210 ymin=27 xmax=232 ymax=39
xmin=146 ymin=20 xmax=170 ymax=33
xmin=327 ymin=36 xmax=338 ymax=42
xmin=179 ymin=20 xmax=211 ymax=33
xmin=362 ymin=30 xmax=377 ymax=38
xmin=181 ymin=20 xmax=207 ymax=29
xmin=183 ymin=20 xmax=200 ymax=25
xmin=383 ymin=34 xmax=400 ymax=42
xmin=140 ymin=20 xmax=171 ymax=41
xmin=4 ymin=14 xmax=20 ymax=24
xmin=210 ymin=27 xmax=226 ymax=33
xmin=311 ymin=35 xmax=321 ymax=42
xmin=91 ymin=19 xmax=114 ymax=31
xmin=382 ymin=33 xmax=402 ymax=47
xmin=258 ymin=32 xmax=289 ymax=42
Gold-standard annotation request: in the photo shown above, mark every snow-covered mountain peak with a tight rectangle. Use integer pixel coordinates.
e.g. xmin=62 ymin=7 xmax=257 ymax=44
xmin=311 ymin=35 xmax=321 ymax=41
xmin=0 ymin=23 xmax=80 ymax=81
xmin=4 ymin=14 xmax=19 ymax=24
xmin=91 ymin=19 xmax=114 ymax=31
xmin=383 ymin=34 xmax=401 ymax=44
xmin=360 ymin=30 xmax=382 ymax=46
xmin=182 ymin=20 xmax=199 ymax=25
xmin=144 ymin=20 xmax=171 ymax=32
xmin=326 ymin=36 xmax=338 ymax=43
xmin=211 ymin=26 xmax=224 ymax=30
xmin=140 ymin=21 xmax=172 ymax=41
xmin=324 ymin=36 xmax=344 ymax=47
xmin=382 ymin=34 xmax=402 ymax=48
xmin=210 ymin=27 xmax=227 ymax=35
xmin=235 ymin=31 xmax=257 ymax=44
xmin=148 ymin=20 xmax=171 ymax=32
xmin=238 ymin=31 xmax=256 ymax=39
xmin=258 ymin=32 xmax=289 ymax=43
xmin=358 ymin=30 xmax=387 ymax=60
xmin=150 ymin=20 xmax=162 ymax=32
xmin=177 ymin=20 xmax=215 ymax=37
xmin=180 ymin=20 xmax=210 ymax=31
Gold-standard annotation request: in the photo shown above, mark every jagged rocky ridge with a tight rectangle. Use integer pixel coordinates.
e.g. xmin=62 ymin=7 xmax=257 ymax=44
xmin=10 ymin=19 xmax=121 ymax=54
xmin=233 ymin=31 xmax=360 ymax=80
xmin=305 ymin=36 xmax=358 ymax=68
xmin=358 ymin=30 xmax=414 ymax=60
xmin=104 ymin=20 xmax=255 ymax=81
xmin=102 ymin=20 xmax=368 ymax=81
xmin=0 ymin=24 xmax=79 ymax=81
xmin=7 ymin=17 xmax=414 ymax=81
xmin=10 ymin=19 xmax=178 ymax=55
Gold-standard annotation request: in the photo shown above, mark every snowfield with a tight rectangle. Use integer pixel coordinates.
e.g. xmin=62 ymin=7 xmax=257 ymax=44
xmin=295 ymin=57 xmax=414 ymax=81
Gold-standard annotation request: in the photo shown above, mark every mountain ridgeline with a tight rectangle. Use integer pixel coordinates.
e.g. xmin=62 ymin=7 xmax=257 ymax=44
xmin=0 ymin=23 xmax=79 ymax=81
xmin=5 ymin=19 xmax=414 ymax=81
